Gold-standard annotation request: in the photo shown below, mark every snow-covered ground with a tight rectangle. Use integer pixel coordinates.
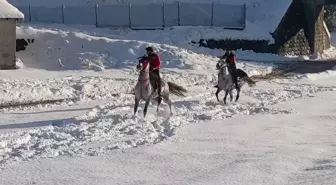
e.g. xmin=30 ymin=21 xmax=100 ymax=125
xmin=0 ymin=9 xmax=336 ymax=183
xmin=2 ymin=89 xmax=336 ymax=185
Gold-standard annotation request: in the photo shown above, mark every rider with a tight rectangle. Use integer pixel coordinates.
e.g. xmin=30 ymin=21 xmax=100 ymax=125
xmin=224 ymin=50 xmax=239 ymax=89
xmin=146 ymin=46 xmax=162 ymax=98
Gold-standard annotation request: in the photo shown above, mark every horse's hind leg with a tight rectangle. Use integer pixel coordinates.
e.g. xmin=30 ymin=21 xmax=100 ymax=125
xmin=215 ymin=88 xmax=221 ymax=102
xmin=163 ymin=95 xmax=172 ymax=115
xmin=229 ymin=90 xmax=233 ymax=102
xmin=134 ymin=97 xmax=140 ymax=115
xmin=223 ymin=90 xmax=229 ymax=105
xmin=156 ymin=95 xmax=162 ymax=113
xmin=235 ymin=88 xmax=241 ymax=102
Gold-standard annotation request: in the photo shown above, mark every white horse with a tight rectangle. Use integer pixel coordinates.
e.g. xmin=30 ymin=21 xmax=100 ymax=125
xmin=214 ymin=57 xmax=256 ymax=104
xmin=134 ymin=56 xmax=187 ymax=117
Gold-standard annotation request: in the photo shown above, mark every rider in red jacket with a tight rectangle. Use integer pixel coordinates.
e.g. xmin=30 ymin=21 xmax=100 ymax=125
xmin=146 ymin=46 xmax=162 ymax=97
xmin=223 ymin=51 xmax=239 ymax=89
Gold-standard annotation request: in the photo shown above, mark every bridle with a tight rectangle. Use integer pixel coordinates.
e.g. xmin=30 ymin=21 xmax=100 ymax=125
xmin=137 ymin=57 xmax=150 ymax=84
xmin=216 ymin=57 xmax=227 ymax=70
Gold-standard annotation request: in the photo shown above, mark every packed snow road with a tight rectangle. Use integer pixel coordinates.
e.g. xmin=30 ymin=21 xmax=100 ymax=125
xmin=0 ymin=68 xmax=335 ymax=167
xmin=1 ymin=77 xmax=336 ymax=185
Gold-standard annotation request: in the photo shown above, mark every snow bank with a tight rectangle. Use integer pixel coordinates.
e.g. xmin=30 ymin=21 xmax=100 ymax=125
xmin=16 ymin=24 xmax=284 ymax=72
xmin=0 ymin=0 xmax=24 ymax=19
xmin=16 ymin=25 xmax=219 ymax=71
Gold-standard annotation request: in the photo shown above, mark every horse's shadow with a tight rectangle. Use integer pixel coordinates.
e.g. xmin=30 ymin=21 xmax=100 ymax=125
xmin=172 ymin=99 xmax=199 ymax=109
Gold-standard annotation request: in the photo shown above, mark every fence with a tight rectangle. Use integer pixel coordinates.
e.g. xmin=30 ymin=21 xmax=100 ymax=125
xmin=16 ymin=2 xmax=246 ymax=30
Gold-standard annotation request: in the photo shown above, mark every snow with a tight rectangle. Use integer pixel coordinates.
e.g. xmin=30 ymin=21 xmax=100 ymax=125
xmin=0 ymin=0 xmax=24 ymax=19
xmin=1 ymin=84 xmax=336 ymax=184
xmin=0 ymin=6 xmax=336 ymax=183
xmin=16 ymin=23 xmax=282 ymax=72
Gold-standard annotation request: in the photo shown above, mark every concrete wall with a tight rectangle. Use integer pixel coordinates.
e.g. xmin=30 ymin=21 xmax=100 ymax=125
xmin=0 ymin=19 xmax=16 ymax=69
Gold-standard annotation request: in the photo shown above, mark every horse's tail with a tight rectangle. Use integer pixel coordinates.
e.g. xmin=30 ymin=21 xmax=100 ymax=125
xmin=236 ymin=68 xmax=256 ymax=87
xmin=167 ymin=82 xmax=188 ymax=97
xmin=241 ymin=76 xmax=256 ymax=87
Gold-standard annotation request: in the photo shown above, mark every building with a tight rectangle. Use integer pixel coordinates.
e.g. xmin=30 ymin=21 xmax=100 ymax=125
xmin=0 ymin=0 xmax=24 ymax=69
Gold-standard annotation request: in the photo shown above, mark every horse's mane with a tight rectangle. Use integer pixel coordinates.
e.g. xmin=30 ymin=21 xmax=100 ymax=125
xmin=138 ymin=55 xmax=149 ymax=70
xmin=138 ymin=55 xmax=148 ymax=61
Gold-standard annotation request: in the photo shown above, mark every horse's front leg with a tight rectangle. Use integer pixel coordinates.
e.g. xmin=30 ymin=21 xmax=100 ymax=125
xmin=143 ymin=89 xmax=156 ymax=117
xmin=156 ymin=95 xmax=162 ymax=113
xmin=229 ymin=90 xmax=233 ymax=102
xmin=223 ymin=90 xmax=229 ymax=105
xmin=134 ymin=96 xmax=140 ymax=115
xmin=215 ymin=87 xmax=221 ymax=102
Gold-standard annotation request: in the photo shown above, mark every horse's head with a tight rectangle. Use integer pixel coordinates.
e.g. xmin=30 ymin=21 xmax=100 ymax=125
xmin=136 ymin=56 xmax=149 ymax=71
xmin=216 ymin=57 xmax=226 ymax=70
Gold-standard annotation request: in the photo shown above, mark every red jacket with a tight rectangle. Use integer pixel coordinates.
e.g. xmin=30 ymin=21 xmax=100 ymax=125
xmin=148 ymin=53 xmax=160 ymax=70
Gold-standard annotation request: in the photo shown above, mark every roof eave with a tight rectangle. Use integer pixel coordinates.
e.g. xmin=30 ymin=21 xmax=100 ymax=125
xmin=0 ymin=18 xmax=24 ymax=20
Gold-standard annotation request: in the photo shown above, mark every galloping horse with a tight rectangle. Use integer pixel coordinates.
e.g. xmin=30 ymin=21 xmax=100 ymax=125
xmin=134 ymin=56 xmax=187 ymax=117
xmin=214 ymin=57 xmax=256 ymax=104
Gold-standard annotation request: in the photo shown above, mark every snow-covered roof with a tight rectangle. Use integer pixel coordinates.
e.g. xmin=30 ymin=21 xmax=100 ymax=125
xmin=0 ymin=0 xmax=24 ymax=19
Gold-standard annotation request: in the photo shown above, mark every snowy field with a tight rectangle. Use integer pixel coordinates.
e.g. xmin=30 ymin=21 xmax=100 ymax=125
xmin=0 ymin=21 xmax=335 ymax=184
xmin=1 ymin=0 xmax=336 ymax=183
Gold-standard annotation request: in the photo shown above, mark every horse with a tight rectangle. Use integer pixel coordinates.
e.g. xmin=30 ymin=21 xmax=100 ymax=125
xmin=133 ymin=56 xmax=188 ymax=117
xmin=214 ymin=57 xmax=256 ymax=104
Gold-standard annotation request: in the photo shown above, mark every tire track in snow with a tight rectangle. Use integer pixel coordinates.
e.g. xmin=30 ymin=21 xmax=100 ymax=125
xmin=1 ymin=82 xmax=336 ymax=166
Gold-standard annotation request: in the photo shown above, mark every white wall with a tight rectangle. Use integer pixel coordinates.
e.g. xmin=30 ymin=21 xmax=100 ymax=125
xmin=0 ymin=19 xmax=16 ymax=69
xmin=16 ymin=3 xmax=246 ymax=29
